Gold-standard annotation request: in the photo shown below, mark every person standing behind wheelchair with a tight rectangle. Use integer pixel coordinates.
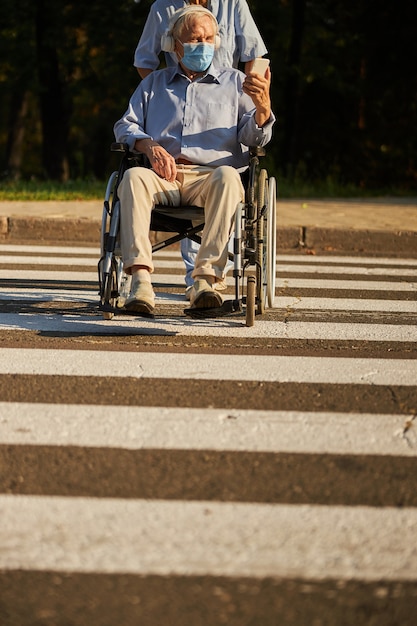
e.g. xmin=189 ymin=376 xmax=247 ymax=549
xmin=114 ymin=6 xmax=274 ymax=316
xmin=134 ymin=0 xmax=268 ymax=297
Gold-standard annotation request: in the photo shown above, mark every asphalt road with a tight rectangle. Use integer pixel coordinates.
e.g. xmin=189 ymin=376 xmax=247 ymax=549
xmin=0 ymin=239 xmax=416 ymax=625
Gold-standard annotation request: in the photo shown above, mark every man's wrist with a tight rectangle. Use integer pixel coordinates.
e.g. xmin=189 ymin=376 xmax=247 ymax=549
xmin=135 ymin=138 xmax=157 ymax=155
xmin=255 ymin=109 xmax=271 ymax=128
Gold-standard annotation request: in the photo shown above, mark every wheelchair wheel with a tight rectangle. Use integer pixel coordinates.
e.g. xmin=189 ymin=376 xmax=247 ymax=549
xmin=267 ymin=176 xmax=277 ymax=308
xmin=99 ymin=196 xmax=121 ymax=320
xmin=246 ymin=275 xmax=256 ymax=327
xmin=101 ymin=171 xmax=118 ymax=256
xmin=256 ymin=169 xmax=268 ymax=314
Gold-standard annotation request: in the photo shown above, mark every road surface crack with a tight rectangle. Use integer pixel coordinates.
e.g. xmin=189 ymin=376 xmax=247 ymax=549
xmin=400 ymin=414 xmax=416 ymax=448
xmin=389 ymin=387 xmax=416 ymax=448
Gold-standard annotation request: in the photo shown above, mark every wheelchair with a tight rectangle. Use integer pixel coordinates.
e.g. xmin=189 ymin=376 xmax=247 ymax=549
xmin=98 ymin=143 xmax=277 ymax=326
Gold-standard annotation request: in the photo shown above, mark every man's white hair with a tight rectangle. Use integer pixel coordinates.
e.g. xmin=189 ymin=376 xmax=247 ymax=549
xmin=170 ymin=6 xmax=218 ymax=40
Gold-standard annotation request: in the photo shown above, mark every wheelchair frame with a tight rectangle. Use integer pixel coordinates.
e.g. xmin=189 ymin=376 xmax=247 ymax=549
xmin=98 ymin=142 xmax=276 ymax=326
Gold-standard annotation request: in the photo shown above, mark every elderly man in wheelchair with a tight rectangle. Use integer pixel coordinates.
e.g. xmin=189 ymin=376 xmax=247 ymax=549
xmin=111 ymin=4 xmax=274 ymax=318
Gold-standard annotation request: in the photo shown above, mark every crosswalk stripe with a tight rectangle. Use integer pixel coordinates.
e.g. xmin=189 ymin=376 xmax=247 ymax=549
xmin=3 ymin=254 xmax=417 ymax=276
xmin=0 ymin=288 xmax=416 ymax=315
xmin=278 ymin=278 xmax=417 ymax=290
xmin=1 ymin=244 xmax=416 ymax=266
xmin=277 ymin=254 xmax=417 ymax=267
xmin=2 ymin=269 xmax=416 ymax=292
xmin=0 ymin=269 xmax=98 ymax=281
xmin=0 ymin=244 xmax=99 ymax=254
xmin=269 ymin=297 xmax=417 ymax=312
xmin=0 ymin=289 xmax=96 ymax=302
xmin=1 ymin=312 xmax=416 ymax=341
xmin=1 ymin=403 xmax=414 ymax=455
xmin=0 ymin=255 xmax=101 ymax=266
xmin=0 ymin=348 xmax=416 ymax=384
xmin=1 ymin=495 xmax=416 ymax=580
xmin=278 ymin=264 xmax=417 ymax=276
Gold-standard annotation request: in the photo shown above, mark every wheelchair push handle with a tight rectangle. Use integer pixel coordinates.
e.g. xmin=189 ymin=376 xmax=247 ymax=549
xmin=249 ymin=146 xmax=266 ymax=158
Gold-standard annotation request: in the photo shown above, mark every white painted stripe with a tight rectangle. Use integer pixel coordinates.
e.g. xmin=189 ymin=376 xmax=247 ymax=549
xmin=1 ymin=495 xmax=416 ymax=580
xmin=0 ymin=348 xmax=416 ymax=385
xmin=0 ymin=270 xmax=98 ymax=282
xmin=0 ymin=245 xmax=100 ymax=255
xmin=1 ymin=312 xmax=416 ymax=342
xmin=3 ymin=255 xmax=417 ymax=278
xmin=0 ymin=289 xmax=183 ymax=304
xmin=0 ymin=283 xmax=415 ymax=314
xmin=0 ymin=268 xmax=97 ymax=278
xmin=0 ymin=289 xmax=97 ymax=302
xmin=2 ymin=269 xmax=416 ymax=291
xmin=277 ymin=254 xmax=417 ymax=266
xmin=1 ymin=246 xmax=416 ymax=267
xmin=274 ymin=297 xmax=417 ymax=313
xmin=0 ymin=256 xmax=184 ymax=270
xmin=0 ymin=255 xmax=98 ymax=266
xmin=0 ymin=269 xmax=188 ymax=290
xmin=0 ymin=270 xmax=191 ymax=285
xmin=0 ymin=256 xmax=179 ymax=269
xmin=1 ymin=403 xmax=415 ymax=456
xmin=278 ymin=264 xmax=417 ymax=276
xmin=277 ymin=278 xmax=416 ymax=291
xmin=1 ymin=289 xmax=416 ymax=316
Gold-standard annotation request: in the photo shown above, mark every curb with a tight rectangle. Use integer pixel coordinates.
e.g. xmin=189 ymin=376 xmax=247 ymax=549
xmin=1 ymin=216 xmax=417 ymax=257
xmin=0 ymin=217 xmax=101 ymax=246
xmin=278 ymin=226 xmax=417 ymax=257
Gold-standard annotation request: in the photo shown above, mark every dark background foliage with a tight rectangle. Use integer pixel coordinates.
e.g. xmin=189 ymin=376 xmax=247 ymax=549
xmin=1 ymin=0 xmax=416 ymax=191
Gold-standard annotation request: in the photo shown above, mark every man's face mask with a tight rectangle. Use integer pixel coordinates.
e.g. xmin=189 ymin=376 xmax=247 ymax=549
xmin=179 ymin=41 xmax=215 ymax=72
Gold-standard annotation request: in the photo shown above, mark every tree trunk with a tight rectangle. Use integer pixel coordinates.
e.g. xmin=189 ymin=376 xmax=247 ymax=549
xmin=5 ymin=89 xmax=30 ymax=180
xmin=35 ymin=0 xmax=70 ymax=181
xmin=282 ymin=0 xmax=306 ymax=178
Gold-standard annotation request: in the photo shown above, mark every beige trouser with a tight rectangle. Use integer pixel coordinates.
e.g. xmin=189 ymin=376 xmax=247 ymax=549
xmin=118 ymin=164 xmax=244 ymax=282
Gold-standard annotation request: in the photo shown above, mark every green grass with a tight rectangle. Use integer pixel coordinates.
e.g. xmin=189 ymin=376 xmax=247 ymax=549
xmin=0 ymin=177 xmax=414 ymax=201
xmin=0 ymin=179 xmax=105 ymax=201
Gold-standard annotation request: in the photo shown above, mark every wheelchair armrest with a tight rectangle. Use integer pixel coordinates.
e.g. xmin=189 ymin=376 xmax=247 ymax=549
xmin=111 ymin=142 xmax=147 ymax=166
xmin=112 ymin=142 xmax=265 ymax=160
xmin=111 ymin=142 xmax=130 ymax=153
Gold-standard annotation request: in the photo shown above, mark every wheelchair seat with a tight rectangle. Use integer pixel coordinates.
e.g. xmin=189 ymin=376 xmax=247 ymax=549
xmin=150 ymin=205 xmax=204 ymax=233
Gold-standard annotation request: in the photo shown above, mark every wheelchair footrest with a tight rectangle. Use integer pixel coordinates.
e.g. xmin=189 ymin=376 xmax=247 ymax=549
xmin=99 ymin=303 xmax=117 ymax=314
xmin=184 ymin=299 xmax=242 ymax=318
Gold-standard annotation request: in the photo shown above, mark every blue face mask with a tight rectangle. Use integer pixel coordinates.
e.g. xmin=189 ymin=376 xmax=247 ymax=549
xmin=179 ymin=41 xmax=215 ymax=72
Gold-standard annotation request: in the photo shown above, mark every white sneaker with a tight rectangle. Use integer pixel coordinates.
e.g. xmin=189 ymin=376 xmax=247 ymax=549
xmin=189 ymin=279 xmax=223 ymax=309
xmin=125 ymin=281 xmax=155 ymax=315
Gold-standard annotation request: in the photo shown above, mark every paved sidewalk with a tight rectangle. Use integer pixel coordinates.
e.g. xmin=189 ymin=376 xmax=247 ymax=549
xmin=0 ymin=197 xmax=416 ymax=256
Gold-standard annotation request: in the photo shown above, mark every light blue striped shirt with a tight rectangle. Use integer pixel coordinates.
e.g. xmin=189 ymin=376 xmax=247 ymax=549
xmin=134 ymin=0 xmax=268 ymax=70
xmin=114 ymin=64 xmax=275 ymax=170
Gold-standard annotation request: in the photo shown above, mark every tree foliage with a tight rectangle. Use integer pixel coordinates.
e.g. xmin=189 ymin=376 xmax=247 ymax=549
xmin=0 ymin=0 xmax=416 ymax=190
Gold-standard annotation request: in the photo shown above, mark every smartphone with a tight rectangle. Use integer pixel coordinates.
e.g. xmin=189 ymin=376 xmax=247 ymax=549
xmin=251 ymin=58 xmax=270 ymax=76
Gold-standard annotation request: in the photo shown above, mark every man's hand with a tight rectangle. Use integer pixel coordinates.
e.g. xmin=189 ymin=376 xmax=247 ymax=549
xmin=243 ymin=66 xmax=272 ymax=128
xmin=135 ymin=139 xmax=177 ymax=182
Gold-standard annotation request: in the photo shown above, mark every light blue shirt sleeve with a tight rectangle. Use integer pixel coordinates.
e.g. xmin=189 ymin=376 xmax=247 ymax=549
xmin=212 ymin=0 xmax=268 ymax=67
xmin=233 ymin=0 xmax=268 ymax=62
xmin=134 ymin=0 xmax=186 ymax=70
xmin=114 ymin=66 xmax=274 ymax=170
